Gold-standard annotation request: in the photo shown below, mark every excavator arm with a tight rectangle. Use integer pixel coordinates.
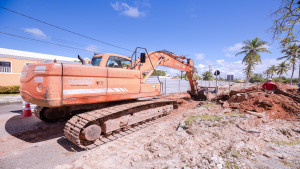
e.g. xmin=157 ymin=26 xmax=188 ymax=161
xmin=136 ymin=50 xmax=206 ymax=100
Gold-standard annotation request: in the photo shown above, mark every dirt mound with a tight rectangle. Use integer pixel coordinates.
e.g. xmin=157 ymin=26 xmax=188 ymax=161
xmin=216 ymin=84 xmax=300 ymax=121
xmin=276 ymin=82 xmax=295 ymax=91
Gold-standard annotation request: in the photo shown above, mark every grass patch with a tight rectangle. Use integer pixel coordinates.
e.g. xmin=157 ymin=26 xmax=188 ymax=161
xmin=225 ymin=161 xmax=239 ymax=169
xmin=184 ymin=114 xmax=222 ymax=125
xmin=226 ymin=112 xmax=245 ymax=116
xmin=231 ymin=150 xmax=241 ymax=158
xmin=202 ymin=103 xmax=217 ymax=108
xmin=280 ymin=160 xmax=295 ymax=167
xmin=270 ymin=140 xmax=300 ymax=146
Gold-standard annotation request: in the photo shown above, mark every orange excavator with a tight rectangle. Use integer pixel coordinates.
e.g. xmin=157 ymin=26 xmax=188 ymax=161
xmin=20 ymin=47 xmax=206 ymax=149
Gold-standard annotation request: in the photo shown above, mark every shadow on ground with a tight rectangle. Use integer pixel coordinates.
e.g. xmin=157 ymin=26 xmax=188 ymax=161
xmin=57 ymin=137 xmax=84 ymax=152
xmin=10 ymin=109 xmax=23 ymax=114
xmin=5 ymin=115 xmax=65 ymax=143
xmin=4 ymin=113 xmax=166 ymax=152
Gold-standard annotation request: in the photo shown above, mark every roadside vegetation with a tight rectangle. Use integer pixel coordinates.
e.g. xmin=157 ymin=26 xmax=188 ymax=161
xmin=0 ymin=86 xmax=19 ymax=94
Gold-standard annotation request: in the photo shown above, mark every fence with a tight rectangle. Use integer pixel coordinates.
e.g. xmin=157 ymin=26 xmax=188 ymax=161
xmin=146 ymin=77 xmax=233 ymax=95
xmin=0 ymin=67 xmax=11 ymax=73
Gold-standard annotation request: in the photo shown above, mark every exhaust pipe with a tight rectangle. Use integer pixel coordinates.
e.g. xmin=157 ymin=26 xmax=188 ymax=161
xmin=78 ymin=55 xmax=86 ymax=65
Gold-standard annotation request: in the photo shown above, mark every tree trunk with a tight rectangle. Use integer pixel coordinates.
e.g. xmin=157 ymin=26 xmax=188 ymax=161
xmin=279 ymin=74 xmax=282 ymax=82
xmin=290 ymin=64 xmax=295 ymax=86
xmin=246 ymin=69 xmax=250 ymax=84
xmin=298 ymin=61 xmax=300 ymax=83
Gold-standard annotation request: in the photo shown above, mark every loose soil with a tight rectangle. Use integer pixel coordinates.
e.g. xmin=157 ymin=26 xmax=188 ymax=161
xmin=216 ymin=83 xmax=300 ymax=121
xmin=54 ymin=93 xmax=300 ymax=169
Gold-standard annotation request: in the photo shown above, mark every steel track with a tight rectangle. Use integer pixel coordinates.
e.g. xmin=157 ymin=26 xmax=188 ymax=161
xmin=64 ymin=99 xmax=176 ymax=149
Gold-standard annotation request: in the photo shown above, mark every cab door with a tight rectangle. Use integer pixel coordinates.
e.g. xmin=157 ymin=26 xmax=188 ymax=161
xmin=106 ymin=56 xmax=140 ymax=95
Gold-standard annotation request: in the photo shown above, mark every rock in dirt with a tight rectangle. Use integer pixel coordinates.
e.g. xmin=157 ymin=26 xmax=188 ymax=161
xmin=223 ymin=101 xmax=230 ymax=108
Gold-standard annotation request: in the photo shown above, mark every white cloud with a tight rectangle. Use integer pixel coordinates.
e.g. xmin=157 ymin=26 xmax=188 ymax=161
xmin=24 ymin=28 xmax=47 ymax=38
xmin=86 ymin=45 xmax=99 ymax=53
xmin=111 ymin=2 xmax=144 ymax=18
xmin=205 ymin=60 xmax=213 ymax=65
xmin=262 ymin=44 xmax=270 ymax=49
xmin=223 ymin=43 xmax=271 ymax=58
xmin=225 ymin=52 xmax=234 ymax=57
xmin=223 ymin=42 xmax=243 ymax=58
xmin=111 ymin=2 xmax=121 ymax=10
xmin=234 ymin=60 xmax=242 ymax=64
xmin=227 ymin=43 xmax=243 ymax=52
xmin=216 ymin=59 xmax=224 ymax=65
xmin=195 ymin=53 xmax=205 ymax=60
xmin=197 ymin=63 xmax=205 ymax=69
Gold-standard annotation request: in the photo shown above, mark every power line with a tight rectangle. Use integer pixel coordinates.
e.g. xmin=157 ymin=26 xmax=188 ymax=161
xmin=0 ymin=24 xmax=130 ymax=56
xmin=0 ymin=31 xmax=96 ymax=53
xmin=0 ymin=6 xmax=134 ymax=53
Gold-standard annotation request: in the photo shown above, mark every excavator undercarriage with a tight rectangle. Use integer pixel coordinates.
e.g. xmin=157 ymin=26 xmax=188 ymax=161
xmin=64 ymin=99 xmax=177 ymax=149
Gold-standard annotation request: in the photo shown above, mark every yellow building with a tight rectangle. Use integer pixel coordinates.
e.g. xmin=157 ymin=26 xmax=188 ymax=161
xmin=0 ymin=48 xmax=78 ymax=86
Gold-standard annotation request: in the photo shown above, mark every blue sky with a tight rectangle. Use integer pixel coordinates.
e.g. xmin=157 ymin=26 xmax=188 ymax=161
xmin=0 ymin=0 xmax=297 ymax=79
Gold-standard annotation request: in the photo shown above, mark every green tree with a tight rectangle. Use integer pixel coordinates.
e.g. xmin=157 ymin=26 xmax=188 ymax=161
xmin=278 ymin=43 xmax=299 ymax=85
xmin=180 ymin=73 xmax=200 ymax=80
xmin=270 ymin=0 xmax=300 ymax=83
xmin=202 ymin=71 xmax=213 ymax=80
xmin=235 ymin=37 xmax=271 ymax=83
xmin=276 ymin=62 xmax=290 ymax=81
xmin=263 ymin=69 xmax=272 ymax=79
xmin=267 ymin=65 xmax=277 ymax=78
xmin=270 ymin=0 xmax=300 ymax=48
xmin=151 ymin=70 xmax=166 ymax=76
xmin=249 ymin=73 xmax=264 ymax=83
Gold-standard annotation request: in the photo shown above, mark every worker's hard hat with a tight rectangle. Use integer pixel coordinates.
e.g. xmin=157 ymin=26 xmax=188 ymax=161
xmin=268 ymin=78 xmax=272 ymax=81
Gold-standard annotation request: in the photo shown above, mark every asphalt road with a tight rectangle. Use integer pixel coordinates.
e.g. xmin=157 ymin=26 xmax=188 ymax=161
xmin=0 ymin=103 xmax=23 ymax=115
xmin=0 ymin=103 xmax=83 ymax=169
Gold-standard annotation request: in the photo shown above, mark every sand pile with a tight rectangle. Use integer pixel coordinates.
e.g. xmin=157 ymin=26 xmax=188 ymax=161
xmin=216 ymin=83 xmax=300 ymax=121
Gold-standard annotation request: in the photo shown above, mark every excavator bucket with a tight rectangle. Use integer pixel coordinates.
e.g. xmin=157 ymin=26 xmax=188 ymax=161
xmin=187 ymin=87 xmax=207 ymax=101
xmin=196 ymin=88 xmax=208 ymax=100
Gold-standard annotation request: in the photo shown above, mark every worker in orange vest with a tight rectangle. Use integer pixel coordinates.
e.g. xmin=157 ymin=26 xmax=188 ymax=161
xmin=262 ymin=78 xmax=277 ymax=94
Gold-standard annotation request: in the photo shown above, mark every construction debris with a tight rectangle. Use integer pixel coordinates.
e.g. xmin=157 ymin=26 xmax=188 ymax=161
xmin=58 ymin=100 xmax=300 ymax=169
xmin=214 ymin=83 xmax=300 ymax=121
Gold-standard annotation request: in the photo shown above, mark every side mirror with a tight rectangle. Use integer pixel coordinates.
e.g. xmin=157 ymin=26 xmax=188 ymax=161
xmin=140 ymin=53 xmax=146 ymax=63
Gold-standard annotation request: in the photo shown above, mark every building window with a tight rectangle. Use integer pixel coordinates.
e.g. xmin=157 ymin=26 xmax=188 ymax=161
xmin=25 ymin=62 xmax=32 ymax=66
xmin=0 ymin=61 xmax=11 ymax=73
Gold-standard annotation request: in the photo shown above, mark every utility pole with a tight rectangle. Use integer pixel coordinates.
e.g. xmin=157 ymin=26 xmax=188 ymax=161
xmin=208 ymin=65 xmax=213 ymax=86
xmin=180 ymin=71 xmax=183 ymax=80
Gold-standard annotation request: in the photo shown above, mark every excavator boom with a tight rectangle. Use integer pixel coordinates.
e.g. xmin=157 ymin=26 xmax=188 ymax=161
xmin=136 ymin=50 xmax=205 ymax=100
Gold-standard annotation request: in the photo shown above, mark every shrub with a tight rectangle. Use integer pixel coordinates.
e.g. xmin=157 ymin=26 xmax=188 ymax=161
xmin=0 ymin=86 xmax=20 ymax=94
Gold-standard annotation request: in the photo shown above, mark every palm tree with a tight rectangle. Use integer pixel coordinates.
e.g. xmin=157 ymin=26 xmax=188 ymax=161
xmin=276 ymin=62 xmax=290 ymax=82
xmin=278 ymin=43 xmax=298 ymax=85
xmin=236 ymin=37 xmax=271 ymax=83
xmin=268 ymin=65 xmax=276 ymax=78
xmin=263 ymin=69 xmax=272 ymax=79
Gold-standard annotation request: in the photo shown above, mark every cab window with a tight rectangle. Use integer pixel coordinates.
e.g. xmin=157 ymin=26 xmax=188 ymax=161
xmin=106 ymin=56 xmax=131 ymax=68
xmin=91 ymin=57 xmax=102 ymax=66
